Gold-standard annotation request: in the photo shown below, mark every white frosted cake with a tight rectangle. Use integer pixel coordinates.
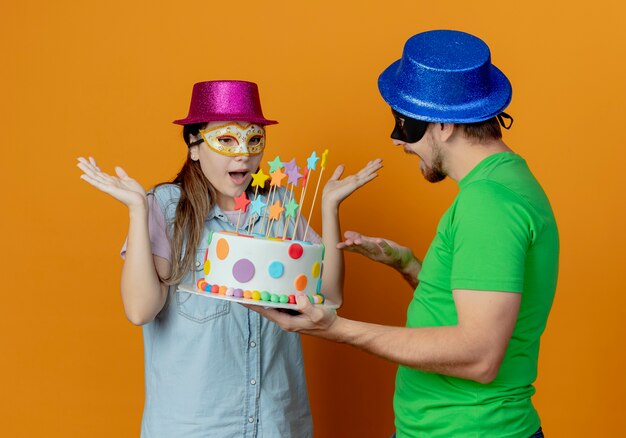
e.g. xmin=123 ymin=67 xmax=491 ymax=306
xmin=196 ymin=231 xmax=325 ymax=305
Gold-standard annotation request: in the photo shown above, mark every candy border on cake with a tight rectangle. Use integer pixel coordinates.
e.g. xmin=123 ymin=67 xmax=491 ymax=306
xmin=195 ymin=278 xmax=326 ymax=305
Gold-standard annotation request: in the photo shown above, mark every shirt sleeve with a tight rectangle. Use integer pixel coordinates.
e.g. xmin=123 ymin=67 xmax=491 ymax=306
xmin=120 ymin=193 xmax=172 ymax=261
xmin=450 ymin=181 xmax=532 ymax=293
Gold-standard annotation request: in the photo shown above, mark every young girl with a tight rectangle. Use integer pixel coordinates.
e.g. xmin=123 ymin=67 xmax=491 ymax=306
xmin=77 ymin=80 xmax=381 ymax=437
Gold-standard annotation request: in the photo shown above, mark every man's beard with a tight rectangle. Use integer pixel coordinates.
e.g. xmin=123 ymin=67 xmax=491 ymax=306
xmin=420 ymin=145 xmax=446 ymax=183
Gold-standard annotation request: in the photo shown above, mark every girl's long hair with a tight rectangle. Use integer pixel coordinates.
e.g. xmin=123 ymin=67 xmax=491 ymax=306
xmin=160 ymin=123 xmax=267 ymax=285
xmin=159 ymin=123 xmax=214 ymax=284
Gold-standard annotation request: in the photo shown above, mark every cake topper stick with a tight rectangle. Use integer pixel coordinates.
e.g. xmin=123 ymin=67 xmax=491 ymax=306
xmin=247 ymin=196 xmax=267 ymax=235
xmin=233 ymin=192 xmax=251 ymax=233
xmin=247 ymin=213 xmax=255 ymax=235
xmin=303 ymin=149 xmax=328 ymax=241
xmin=280 ymin=158 xmax=303 ymax=236
xmin=280 ymin=180 xmax=292 ymax=219
xmin=261 ymin=181 xmax=276 ymax=233
xmin=265 ymin=200 xmax=285 ymax=237
xmin=290 ymin=182 xmax=307 ymax=239
xmin=247 ymin=181 xmax=265 ymax=235
xmin=292 ymin=152 xmax=317 ymax=240
xmin=259 ymin=157 xmax=283 ymax=232
xmin=291 ymin=151 xmax=319 ymax=239
xmin=262 ymin=166 xmax=286 ymax=235
xmin=265 ymin=193 xmax=283 ymax=237
xmin=247 ymin=169 xmax=270 ymax=234
xmin=282 ymin=195 xmax=300 ymax=239
xmin=266 ymin=219 xmax=276 ymax=239
xmin=281 ymin=187 xmax=293 ymax=239
xmin=244 ymin=189 xmax=257 ymax=234
xmin=259 ymin=188 xmax=272 ymax=234
xmin=282 ymin=164 xmax=305 ymax=239
xmin=236 ymin=211 xmax=242 ymax=233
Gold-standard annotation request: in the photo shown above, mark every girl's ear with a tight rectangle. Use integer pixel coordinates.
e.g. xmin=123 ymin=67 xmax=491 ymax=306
xmin=189 ymin=145 xmax=199 ymax=161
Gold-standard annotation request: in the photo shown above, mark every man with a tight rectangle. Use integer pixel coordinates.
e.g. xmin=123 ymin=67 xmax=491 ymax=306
xmin=250 ymin=30 xmax=558 ymax=438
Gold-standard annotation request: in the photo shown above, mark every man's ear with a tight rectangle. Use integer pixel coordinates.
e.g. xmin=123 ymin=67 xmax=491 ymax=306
xmin=438 ymin=123 xmax=455 ymax=142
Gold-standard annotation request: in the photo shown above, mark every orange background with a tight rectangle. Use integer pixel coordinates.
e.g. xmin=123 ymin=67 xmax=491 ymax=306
xmin=2 ymin=0 xmax=625 ymax=436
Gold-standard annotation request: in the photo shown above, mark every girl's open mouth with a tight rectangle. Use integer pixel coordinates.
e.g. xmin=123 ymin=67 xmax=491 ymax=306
xmin=229 ymin=171 xmax=249 ymax=185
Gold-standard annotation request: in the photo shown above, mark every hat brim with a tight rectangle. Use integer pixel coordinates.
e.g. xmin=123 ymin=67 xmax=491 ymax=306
xmin=173 ymin=115 xmax=278 ymax=126
xmin=378 ymin=60 xmax=512 ymax=123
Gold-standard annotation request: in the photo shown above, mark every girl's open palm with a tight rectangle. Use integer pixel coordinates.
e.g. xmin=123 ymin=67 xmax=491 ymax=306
xmin=77 ymin=157 xmax=147 ymax=208
xmin=322 ymin=158 xmax=383 ymax=207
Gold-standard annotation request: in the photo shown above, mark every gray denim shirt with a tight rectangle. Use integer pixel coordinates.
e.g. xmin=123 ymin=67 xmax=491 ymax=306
xmin=140 ymin=184 xmax=312 ymax=438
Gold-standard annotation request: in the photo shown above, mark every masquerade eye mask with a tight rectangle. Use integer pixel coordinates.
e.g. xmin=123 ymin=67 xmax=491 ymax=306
xmin=390 ymin=109 xmax=514 ymax=144
xmin=199 ymin=122 xmax=266 ymax=156
xmin=391 ymin=109 xmax=429 ymax=144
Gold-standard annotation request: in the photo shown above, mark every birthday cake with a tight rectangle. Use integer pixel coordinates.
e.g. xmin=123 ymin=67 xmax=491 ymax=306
xmin=197 ymin=231 xmax=325 ymax=305
xmin=194 ymin=151 xmax=330 ymax=306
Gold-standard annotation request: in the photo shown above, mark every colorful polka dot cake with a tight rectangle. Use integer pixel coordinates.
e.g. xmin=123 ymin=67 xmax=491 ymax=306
xmin=192 ymin=151 xmax=332 ymax=306
xmin=197 ymin=230 xmax=326 ymax=305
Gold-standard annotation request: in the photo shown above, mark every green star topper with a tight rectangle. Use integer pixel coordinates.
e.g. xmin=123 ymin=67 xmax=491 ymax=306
xmin=284 ymin=198 xmax=299 ymax=218
xmin=268 ymin=156 xmax=284 ymax=172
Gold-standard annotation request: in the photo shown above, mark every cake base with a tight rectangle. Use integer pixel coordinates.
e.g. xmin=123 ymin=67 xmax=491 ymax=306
xmin=177 ymin=284 xmax=338 ymax=310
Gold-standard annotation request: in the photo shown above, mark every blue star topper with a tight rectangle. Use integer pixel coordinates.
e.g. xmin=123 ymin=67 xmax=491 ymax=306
xmin=249 ymin=197 xmax=267 ymax=216
xmin=306 ymin=151 xmax=319 ymax=171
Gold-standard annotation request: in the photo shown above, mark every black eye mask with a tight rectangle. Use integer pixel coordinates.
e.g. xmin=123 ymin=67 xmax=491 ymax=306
xmin=390 ymin=109 xmax=429 ymax=143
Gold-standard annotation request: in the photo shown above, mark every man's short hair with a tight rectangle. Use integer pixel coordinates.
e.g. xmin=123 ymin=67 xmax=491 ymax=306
xmin=459 ymin=117 xmax=502 ymax=142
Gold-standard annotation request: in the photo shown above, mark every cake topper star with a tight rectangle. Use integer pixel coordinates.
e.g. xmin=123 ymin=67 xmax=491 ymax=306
xmin=269 ymin=168 xmax=287 ymax=187
xmin=268 ymin=156 xmax=284 ymax=173
xmin=233 ymin=192 xmax=250 ymax=212
xmin=249 ymin=196 xmax=266 ymax=216
xmin=286 ymin=164 xmax=303 ymax=186
xmin=268 ymin=200 xmax=285 ymax=220
xmin=301 ymin=167 xmax=309 ymax=188
xmin=251 ymin=169 xmax=270 ymax=188
xmin=284 ymin=198 xmax=299 ymax=218
xmin=302 ymin=150 xmax=329 ymax=241
xmin=306 ymin=151 xmax=319 ymax=171
xmin=320 ymin=149 xmax=329 ymax=170
xmin=283 ymin=157 xmax=297 ymax=174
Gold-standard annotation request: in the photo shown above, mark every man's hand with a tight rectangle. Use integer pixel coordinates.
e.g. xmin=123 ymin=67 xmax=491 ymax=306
xmin=337 ymin=231 xmax=421 ymax=288
xmin=242 ymin=293 xmax=341 ymax=340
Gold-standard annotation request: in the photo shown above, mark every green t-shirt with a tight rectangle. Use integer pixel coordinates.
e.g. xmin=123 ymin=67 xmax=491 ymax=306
xmin=394 ymin=152 xmax=559 ymax=438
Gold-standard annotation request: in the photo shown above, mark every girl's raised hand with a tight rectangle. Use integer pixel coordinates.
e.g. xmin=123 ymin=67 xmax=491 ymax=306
xmin=322 ymin=158 xmax=383 ymax=208
xmin=77 ymin=157 xmax=147 ymax=208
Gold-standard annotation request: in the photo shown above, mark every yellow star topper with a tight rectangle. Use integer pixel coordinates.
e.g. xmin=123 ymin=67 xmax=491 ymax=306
xmin=321 ymin=149 xmax=329 ymax=170
xmin=251 ymin=169 xmax=270 ymax=188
